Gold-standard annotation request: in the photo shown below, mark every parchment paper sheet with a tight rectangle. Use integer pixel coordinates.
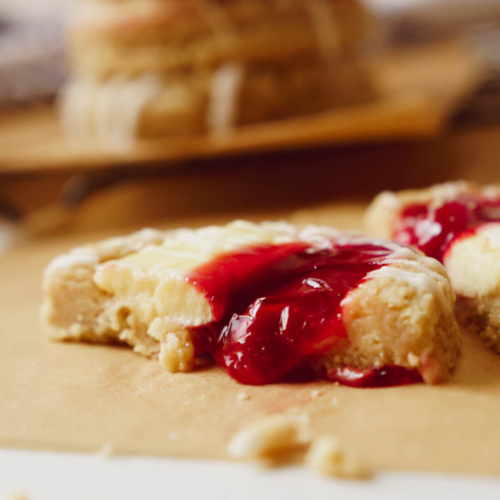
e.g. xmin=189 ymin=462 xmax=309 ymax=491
xmin=1 ymin=218 xmax=500 ymax=476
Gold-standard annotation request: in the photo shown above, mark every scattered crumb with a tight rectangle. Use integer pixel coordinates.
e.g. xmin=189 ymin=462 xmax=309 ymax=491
xmin=331 ymin=397 xmax=339 ymax=407
xmin=310 ymin=389 xmax=323 ymax=398
xmin=408 ymin=352 xmax=420 ymax=367
xmin=96 ymin=443 xmax=114 ymax=461
xmin=154 ymin=327 xmax=195 ymax=373
xmin=227 ymin=414 xmax=309 ymax=460
xmin=237 ymin=392 xmax=250 ymax=401
xmin=200 ymin=394 xmax=206 ymax=400
xmin=168 ymin=432 xmax=180 ymax=440
xmin=306 ymin=436 xmax=367 ymax=479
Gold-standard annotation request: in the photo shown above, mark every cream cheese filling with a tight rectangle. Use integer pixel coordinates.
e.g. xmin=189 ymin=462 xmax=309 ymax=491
xmin=444 ymin=222 xmax=500 ymax=298
xmin=94 ymin=221 xmax=453 ymax=332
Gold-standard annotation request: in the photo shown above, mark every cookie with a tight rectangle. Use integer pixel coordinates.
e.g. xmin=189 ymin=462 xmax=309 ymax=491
xmin=61 ymin=0 xmax=378 ymax=145
xmin=42 ymin=220 xmax=460 ymax=386
xmin=365 ymin=181 xmax=500 ymax=351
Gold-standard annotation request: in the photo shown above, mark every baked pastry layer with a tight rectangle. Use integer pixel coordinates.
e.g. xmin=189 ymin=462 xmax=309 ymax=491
xmin=365 ymin=181 xmax=500 ymax=351
xmin=60 ymin=58 xmax=373 ymax=145
xmin=41 ymin=221 xmax=460 ymax=385
xmin=61 ymin=0 xmax=378 ymax=144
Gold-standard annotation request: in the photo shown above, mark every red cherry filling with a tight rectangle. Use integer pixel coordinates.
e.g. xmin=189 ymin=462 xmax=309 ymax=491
xmin=393 ymin=195 xmax=500 ymax=262
xmin=187 ymin=240 xmax=419 ymax=387
xmin=326 ymin=366 xmax=421 ymax=388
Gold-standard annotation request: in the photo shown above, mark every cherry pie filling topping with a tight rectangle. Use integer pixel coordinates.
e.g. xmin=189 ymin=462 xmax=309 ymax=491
xmin=186 ymin=240 xmax=421 ymax=387
xmin=393 ymin=195 xmax=500 ymax=262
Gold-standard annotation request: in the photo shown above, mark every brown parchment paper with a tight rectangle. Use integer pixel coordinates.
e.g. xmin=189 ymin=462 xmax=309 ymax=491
xmin=2 ymin=213 xmax=500 ymax=476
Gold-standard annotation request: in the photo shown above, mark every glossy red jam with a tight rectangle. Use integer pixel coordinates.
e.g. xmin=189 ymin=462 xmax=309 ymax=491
xmin=393 ymin=195 xmax=500 ymax=262
xmin=326 ymin=366 xmax=421 ymax=388
xmin=187 ymin=240 xmax=419 ymax=387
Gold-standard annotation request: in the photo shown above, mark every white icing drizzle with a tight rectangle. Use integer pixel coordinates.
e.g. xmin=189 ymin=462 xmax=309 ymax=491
xmin=46 ymin=247 xmax=99 ymax=273
xmin=206 ymin=64 xmax=244 ymax=134
xmin=474 ymin=222 xmax=500 ymax=250
xmin=45 ymin=220 xmax=451 ymax=315
xmin=431 ymin=181 xmax=470 ymax=203
xmin=98 ymin=228 xmax=167 ymax=253
xmin=300 ymin=225 xmax=404 ymax=253
xmin=300 ymin=225 xmax=451 ymax=313
xmin=108 ymin=75 xmax=163 ymax=149
xmin=59 ymin=78 xmax=96 ymax=144
xmin=377 ymin=191 xmax=402 ymax=211
xmin=409 ymin=181 xmax=500 ymax=212
xmin=46 ymin=229 xmax=167 ymax=278
xmin=299 ymin=225 xmax=342 ymax=245
xmin=159 ymin=220 xmax=298 ymax=259
xmin=368 ymin=265 xmax=450 ymax=313
xmin=60 ymin=75 xmax=163 ymax=149
xmin=93 ymin=76 xmax=127 ymax=144
xmin=481 ymin=184 xmax=500 ymax=201
xmin=367 ymin=247 xmax=451 ymax=314
xmin=426 ymin=181 xmax=474 ymax=212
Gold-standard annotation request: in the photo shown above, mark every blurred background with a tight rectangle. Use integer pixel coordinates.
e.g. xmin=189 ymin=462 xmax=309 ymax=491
xmin=1 ymin=0 xmax=500 ymax=253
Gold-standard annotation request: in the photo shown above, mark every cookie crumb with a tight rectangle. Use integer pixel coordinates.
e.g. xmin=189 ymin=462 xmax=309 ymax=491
xmin=306 ymin=436 xmax=367 ymax=479
xmin=310 ymin=389 xmax=323 ymax=398
xmin=407 ymin=352 xmax=420 ymax=367
xmin=237 ymin=392 xmax=250 ymax=401
xmin=201 ymin=394 xmax=206 ymax=400
xmin=151 ymin=323 xmax=195 ymax=373
xmin=168 ymin=432 xmax=180 ymax=440
xmin=97 ymin=443 xmax=114 ymax=461
xmin=331 ymin=397 xmax=339 ymax=407
xmin=227 ymin=414 xmax=309 ymax=460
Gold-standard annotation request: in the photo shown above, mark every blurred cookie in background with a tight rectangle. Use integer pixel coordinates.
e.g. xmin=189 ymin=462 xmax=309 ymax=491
xmin=60 ymin=0 xmax=380 ymax=147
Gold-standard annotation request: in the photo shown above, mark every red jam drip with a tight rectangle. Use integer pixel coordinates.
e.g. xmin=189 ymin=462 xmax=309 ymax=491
xmin=187 ymin=240 xmax=417 ymax=387
xmin=326 ymin=366 xmax=421 ymax=388
xmin=393 ymin=195 xmax=500 ymax=262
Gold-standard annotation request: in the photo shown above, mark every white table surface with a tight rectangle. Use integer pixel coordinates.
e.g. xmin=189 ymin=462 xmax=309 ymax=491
xmin=1 ymin=448 xmax=499 ymax=500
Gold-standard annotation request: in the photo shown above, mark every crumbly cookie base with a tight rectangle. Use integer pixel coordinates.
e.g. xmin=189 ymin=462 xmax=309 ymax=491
xmin=365 ymin=182 xmax=500 ymax=359
xmin=455 ymin=296 xmax=500 ymax=353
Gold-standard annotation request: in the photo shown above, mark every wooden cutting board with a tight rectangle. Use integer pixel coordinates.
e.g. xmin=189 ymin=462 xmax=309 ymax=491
xmin=0 ymin=40 xmax=482 ymax=174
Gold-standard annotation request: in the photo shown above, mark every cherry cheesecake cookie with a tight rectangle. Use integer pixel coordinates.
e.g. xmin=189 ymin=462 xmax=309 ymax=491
xmin=366 ymin=181 xmax=500 ymax=351
xmin=61 ymin=0 xmax=378 ymax=147
xmin=42 ymin=221 xmax=460 ymax=386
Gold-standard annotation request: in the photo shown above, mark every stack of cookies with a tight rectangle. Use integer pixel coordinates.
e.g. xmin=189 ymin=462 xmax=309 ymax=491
xmin=61 ymin=0 xmax=378 ymax=147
